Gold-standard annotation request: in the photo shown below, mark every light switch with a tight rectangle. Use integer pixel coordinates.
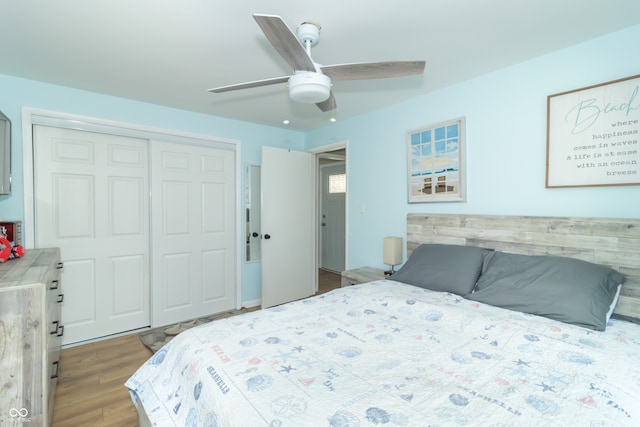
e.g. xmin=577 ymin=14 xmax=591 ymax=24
xmin=359 ymin=202 xmax=366 ymax=214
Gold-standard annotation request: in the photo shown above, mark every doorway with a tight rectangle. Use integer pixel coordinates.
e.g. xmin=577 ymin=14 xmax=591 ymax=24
xmin=319 ymin=161 xmax=346 ymax=272
xmin=315 ymin=145 xmax=347 ymax=293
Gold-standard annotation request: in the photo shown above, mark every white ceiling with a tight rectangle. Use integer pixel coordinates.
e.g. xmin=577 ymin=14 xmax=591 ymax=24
xmin=2 ymin=1 xmax=639 ymax=131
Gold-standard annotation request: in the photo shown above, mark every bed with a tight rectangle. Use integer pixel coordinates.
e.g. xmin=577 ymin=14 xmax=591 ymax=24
xmin=126 ymin=214 xmax=640 ymax=426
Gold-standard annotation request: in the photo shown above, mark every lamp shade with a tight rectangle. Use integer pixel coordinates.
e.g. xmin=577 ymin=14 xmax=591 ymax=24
xmin=383 ymin=236 xmax=403 ymax=265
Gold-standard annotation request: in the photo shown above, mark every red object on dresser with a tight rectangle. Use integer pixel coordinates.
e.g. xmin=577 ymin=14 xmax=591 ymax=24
xmin=0 ymin=221 xmax=22 ymax=245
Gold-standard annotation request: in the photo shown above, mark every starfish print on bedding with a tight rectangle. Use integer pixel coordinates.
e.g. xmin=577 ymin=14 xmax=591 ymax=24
xmin=536 ymin=382 xmax=556 ymax=392
xmin=279 ymin=364 xmax=296 ymax=373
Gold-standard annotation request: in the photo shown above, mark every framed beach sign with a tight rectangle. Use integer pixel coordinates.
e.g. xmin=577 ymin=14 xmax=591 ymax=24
xmin=407 ymin=117 xmax=466 ymax=203
xmin=546 ymin=74 xmax=640 ymax=188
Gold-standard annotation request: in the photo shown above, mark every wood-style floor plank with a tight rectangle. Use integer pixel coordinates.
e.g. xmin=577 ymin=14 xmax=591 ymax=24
xmin=52 ymin=270 xmax=341 ymax=426
xmin=52 ymin=333 xmax=152 ymax=426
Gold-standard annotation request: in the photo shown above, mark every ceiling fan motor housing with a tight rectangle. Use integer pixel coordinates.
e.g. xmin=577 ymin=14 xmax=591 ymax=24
xmin=288 ymin=72 xmax=331 ymax=103
xmin=297 ymin=22 xmax=320 ymax=46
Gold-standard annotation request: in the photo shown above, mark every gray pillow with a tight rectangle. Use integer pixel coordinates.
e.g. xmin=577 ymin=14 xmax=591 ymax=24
xmin=389 ymin=244 xmax=492 ymax=295
xmin=466 ymin=251 xmax=625 ymax=331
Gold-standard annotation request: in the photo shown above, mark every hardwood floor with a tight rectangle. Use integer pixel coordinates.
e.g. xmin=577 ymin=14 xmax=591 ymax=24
xmin=52 ymin=333 xmax=152 ymax=426
xmin=318 ymin=268 xmax=342 ymax=294
xmin=52 ymin=269 xmax=342 ymax=426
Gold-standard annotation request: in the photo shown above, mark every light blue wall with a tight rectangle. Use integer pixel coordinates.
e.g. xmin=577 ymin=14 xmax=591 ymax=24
xmin=0 ymin=74 xmax=305 ymax=303
xmin=306 ymin=25 xmax=640 ymax=271
xmin=1 ymin=25 xmax=639 ymax=304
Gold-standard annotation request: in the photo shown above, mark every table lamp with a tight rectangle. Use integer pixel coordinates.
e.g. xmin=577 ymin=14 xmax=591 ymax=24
xmin=383 ymin=236 xmax=402 ymax=275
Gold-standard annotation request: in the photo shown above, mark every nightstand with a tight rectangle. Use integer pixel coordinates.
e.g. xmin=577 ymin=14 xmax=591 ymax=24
xmin=341 ymin=267 xmax=386 ymax=287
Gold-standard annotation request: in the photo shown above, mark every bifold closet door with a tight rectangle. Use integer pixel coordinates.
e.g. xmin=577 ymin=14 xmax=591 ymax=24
xmin=34 ymin=125 xmax=150 ymax=345
xmin=151 ymin=140 xmax=237 ymax=327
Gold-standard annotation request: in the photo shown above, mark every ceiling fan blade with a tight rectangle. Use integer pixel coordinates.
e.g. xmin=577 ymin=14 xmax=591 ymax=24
xmin=316 ymin=91 xmax=336 ymax=112
xmin=253 ymin=14 xmax=316 ymax=72
xmin=320 ymin=60 xmax=425 ymax=81
xmin=208 ymin=76 xmax=289 ymax=93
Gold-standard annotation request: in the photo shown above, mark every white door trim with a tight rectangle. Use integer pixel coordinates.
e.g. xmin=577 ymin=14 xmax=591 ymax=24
xmin=309 ymin=140 xmax=349 ymax=273
xmin=308 ymin=141 xmax=348 ymax=155
xmin=21 ymin=107 xmax=243 ymax=309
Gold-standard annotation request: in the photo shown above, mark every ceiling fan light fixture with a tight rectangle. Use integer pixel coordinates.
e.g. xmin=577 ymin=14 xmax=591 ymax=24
xmin=209 ymin=14 xmax=426 ymax=118
xmin=288 ymin=72 xmax=331 ymax=104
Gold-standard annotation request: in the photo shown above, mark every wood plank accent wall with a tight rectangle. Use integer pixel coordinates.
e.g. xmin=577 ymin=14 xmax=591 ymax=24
xmin=407 ymin=214 xmax=640 ymax=320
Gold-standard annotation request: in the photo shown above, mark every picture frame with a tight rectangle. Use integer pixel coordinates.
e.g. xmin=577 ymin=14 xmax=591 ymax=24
xmin=407 ymin=117 xmax=466 ymax=203
xmin=546 ymin=74 xmax=640 ymax=188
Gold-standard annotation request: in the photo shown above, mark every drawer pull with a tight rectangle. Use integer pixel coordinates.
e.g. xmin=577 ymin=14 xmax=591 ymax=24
xmin=57 ymin=262 xmax=64 ymax=270
xmin=57 ymin=294 xmax=64 ymax=304
xmin=49 ymin=280 xmax=60 ymax=290
xmin=50 ymin=320 xmax=59 ymax=335
xmin=51 ymin=360 xmax=60 ymax=379
xmin=57 ymin=325 xmax=65 ymax=337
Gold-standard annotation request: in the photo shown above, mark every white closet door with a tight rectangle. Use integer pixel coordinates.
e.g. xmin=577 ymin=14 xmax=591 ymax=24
xmin=151 ymin=141 xmax=236 ymax=327
xmin=34 ymin=125 xmax=150 ymax=345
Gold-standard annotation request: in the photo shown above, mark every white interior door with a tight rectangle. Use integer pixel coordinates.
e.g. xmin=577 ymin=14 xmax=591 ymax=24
xmin=261 ymin=146 xmax=315 ymax=308
xmin=34 ymin=125 xmax=150 ymax=345
xmin=320 ymin=163 xmax=346 ymax=272
xmin=151 ymin=141 xmax=237 ymax=327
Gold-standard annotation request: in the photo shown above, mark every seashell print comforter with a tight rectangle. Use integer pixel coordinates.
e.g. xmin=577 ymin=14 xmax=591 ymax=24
xmin=126 ymin=280 xmax=640 ymax=426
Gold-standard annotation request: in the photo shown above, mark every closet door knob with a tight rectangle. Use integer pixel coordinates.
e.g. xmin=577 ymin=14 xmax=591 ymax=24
xmin=264 ymin=234 xmax=271 ymax=240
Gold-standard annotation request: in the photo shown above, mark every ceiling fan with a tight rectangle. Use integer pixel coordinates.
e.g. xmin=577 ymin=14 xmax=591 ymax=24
xmin=208 ymin=14 xmax=426 ymax=112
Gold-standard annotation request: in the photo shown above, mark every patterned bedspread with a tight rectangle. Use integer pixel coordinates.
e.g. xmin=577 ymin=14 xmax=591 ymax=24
xmin=125 ymin=280 xmax=640 ymax=426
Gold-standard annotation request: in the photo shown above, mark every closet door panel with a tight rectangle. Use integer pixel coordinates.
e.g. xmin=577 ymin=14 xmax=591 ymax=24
xmin=34 ymin=125 xmax=150 ymax=344
xmin=152 ymin=141 xmax=236 ymax=327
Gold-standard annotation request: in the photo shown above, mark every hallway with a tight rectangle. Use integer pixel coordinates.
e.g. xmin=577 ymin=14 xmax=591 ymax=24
xmin=318 ymin=268 xmax=341 ymax=294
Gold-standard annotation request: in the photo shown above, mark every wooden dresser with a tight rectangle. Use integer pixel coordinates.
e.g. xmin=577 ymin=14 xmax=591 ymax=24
xmin=0 ymin=248 xmax=63 ymax=426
